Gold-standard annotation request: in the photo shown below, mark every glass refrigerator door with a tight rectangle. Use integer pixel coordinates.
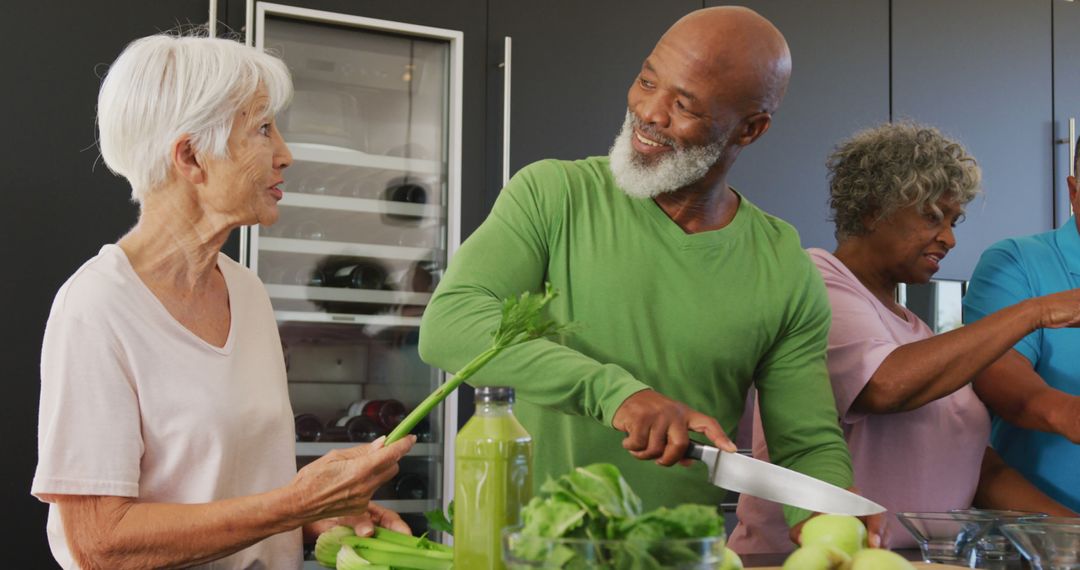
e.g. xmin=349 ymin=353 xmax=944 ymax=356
xmin=244 ymin=3 xmax=462 ymax=543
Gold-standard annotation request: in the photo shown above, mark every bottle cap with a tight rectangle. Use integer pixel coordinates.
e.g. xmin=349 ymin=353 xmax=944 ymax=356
xmin=474 ymin=386 xmax=515 ymax=403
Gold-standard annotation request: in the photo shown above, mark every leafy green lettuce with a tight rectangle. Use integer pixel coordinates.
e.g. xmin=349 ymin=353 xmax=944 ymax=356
xmin=509 ymin=463 xmax=726 ymax=569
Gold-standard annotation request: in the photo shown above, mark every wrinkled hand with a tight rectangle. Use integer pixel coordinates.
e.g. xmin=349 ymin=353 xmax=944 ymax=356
xmin=611 ymin=389 xmax=735 ymax=466
xmin=1033 ymin=288 xmax=1080 ymax=329
xmin=305 ymin=503 xmax=412 ymax=543
xmin=352 ymin=502 xmax=412 ymax=536
xmin=291 ymin=435 xmax=415 ymax=523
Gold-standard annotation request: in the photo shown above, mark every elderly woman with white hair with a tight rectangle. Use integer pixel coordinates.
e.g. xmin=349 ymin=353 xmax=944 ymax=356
xmin=30 ymin=33 xmax=415 ymax=569
xmin=729 ymin=122 xmax=1078 ymax=554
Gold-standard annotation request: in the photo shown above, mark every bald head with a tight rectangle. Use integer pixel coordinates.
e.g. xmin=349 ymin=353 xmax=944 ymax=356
xmin=616 ymin=6 xmax=791 ymax=191
xmin=660 ymin=6 xmax=791 ymax=115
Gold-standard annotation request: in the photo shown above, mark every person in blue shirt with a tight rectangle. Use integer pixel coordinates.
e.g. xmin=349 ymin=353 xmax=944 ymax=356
xmin=962 ymin=139 xmax=1080 ymax=513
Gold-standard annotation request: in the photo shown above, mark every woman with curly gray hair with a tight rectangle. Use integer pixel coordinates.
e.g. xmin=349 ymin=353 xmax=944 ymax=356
xmin=730 ymin=122 xmax=1078 ymax=554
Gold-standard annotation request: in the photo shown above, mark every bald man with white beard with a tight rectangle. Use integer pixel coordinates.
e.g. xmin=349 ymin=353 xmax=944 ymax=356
xmin=419 ymin=6 xmax=876 ymax=549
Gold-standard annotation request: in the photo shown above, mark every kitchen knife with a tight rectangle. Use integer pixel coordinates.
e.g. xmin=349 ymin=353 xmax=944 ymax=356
xmin=686 ymin=442 xmax=886 ymax=516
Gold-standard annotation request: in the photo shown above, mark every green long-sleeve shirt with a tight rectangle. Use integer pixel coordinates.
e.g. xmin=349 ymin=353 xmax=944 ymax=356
xmin=419 ymin=157 xmax=852 ymax=525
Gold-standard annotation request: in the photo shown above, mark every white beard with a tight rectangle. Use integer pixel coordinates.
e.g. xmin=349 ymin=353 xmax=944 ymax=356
xmin=608 ymin=110 xmax=726 ymax=199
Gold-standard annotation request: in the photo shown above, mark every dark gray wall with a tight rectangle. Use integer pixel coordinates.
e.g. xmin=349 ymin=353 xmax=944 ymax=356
xmin=486 ymin=0 xmax=702 ymax=195
xmin=723 ymin=0 xmax=891 ymax=252
xmin=1 ymin=2 xmax=213 ymax=563
xmin=481 ymin=0 xmax=702 ymax=423
xmin=1054 ymin=0 xmax=1080 ymax=228
xmin=892 ymin=0 xmax=1054 ymax=281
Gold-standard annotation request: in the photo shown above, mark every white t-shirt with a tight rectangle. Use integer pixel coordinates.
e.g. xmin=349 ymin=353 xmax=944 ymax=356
xmin=32 ymin=244 xmax=302 ymax=569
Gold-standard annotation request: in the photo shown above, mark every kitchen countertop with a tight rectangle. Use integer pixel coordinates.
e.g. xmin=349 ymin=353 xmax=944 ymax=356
xmin=742 ymin=548 xmax=961 ymax=568
xmin=304 ymin=549 xmax=963 ymax=569
xmin=752 ymin=565 xmax=965 ymax=570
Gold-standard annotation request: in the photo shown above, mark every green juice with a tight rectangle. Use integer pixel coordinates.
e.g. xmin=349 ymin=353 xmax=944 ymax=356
xmin=454 ymin=387 xmax=533 ymax=570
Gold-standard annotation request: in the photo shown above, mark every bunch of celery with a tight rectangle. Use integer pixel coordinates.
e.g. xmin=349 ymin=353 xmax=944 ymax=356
xmin=315 ymin=526 xmax=453 ymax=570
xmin=385 ymin=283 xmax=571 ymax=444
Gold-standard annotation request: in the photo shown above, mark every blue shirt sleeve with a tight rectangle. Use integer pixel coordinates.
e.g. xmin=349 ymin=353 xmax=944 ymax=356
xmin=962 ymin=241 xmax=1042 ymax=366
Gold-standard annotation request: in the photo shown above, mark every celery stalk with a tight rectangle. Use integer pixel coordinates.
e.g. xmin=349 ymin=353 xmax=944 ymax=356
xmin=354 ymin=547 xmax=454 ymax=570
xmin=341 ymin=536 xmax=453 ymax=560
xmin=385 ymin=283 xmax=571 ymax=444
xmin=335 ymin=544 xmax=390 ymax=570
xmin=314 ymin=525 xmax=356 ymax=567
xmin=372 ymin=527 xmax=452 ymax=554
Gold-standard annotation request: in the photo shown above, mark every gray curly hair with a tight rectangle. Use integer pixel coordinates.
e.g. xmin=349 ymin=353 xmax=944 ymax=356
xmin=827 ymin=122 xmax=981 ymax=241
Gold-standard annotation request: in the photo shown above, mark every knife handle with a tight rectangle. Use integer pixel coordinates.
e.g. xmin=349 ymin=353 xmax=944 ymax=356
xmin=685 ymin=441 xmax=706 ymax=461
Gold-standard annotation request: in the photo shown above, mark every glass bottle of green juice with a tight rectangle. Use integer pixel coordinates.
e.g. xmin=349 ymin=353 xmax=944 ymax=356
xmin=454 ymin=386 xmax=533 ymax=570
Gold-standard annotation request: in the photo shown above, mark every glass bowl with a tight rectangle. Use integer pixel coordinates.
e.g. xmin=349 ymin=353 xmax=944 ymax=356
xmin=951 ymin=509 xmax=1048 ymax=569
xmin=1000 ymin=520 xmax=1080 ymax=570
xmin=502 ymin=530 xmax=728 ymax=569
xmin=896 ymin=511 xmax=997 ymax=565
xmin=1020 ymin=517 xmax=1080 ymax=526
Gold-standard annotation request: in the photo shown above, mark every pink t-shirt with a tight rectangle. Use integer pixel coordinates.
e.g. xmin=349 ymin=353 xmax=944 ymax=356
xmin=729 ymin=248 xmax=990 ymax=553
xmin=32 ymin=245 xmax=301 ymax=569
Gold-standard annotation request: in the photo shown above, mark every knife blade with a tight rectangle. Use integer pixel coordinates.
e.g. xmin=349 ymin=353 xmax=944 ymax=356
xmin=686 ymin=442 xmax=885 ymax=516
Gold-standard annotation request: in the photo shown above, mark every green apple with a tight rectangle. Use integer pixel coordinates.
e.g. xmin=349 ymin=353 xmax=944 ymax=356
xmin=781 ymin=545 xmax=851 ymax=570
xmin=848 ymin=548 xmax=915 ymax=570
xmin=718 ymin=546 xmax=743 ymax=570
xmin=800 ymin=514 xmax=867 ymax=556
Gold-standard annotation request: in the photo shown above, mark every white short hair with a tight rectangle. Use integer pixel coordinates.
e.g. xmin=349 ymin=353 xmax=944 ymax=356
xmin=97 ymin=32 xmax=293 ymax=201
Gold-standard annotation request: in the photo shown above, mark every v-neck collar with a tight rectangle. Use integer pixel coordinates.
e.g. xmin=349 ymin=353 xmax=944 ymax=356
xmin=632 ymin=188 xmax=753 ymax=249
xmin=106 ymin=244 xmax=236 ymax=355
xmin=809 ymin=248 xmax=923 ymax=330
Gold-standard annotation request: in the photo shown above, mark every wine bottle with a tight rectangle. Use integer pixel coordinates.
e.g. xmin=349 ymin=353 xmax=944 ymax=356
xmin=393 ymin=473 xmax=429 ymax=500
xmin=323 ymin=260 xmax=388 ymax=290
xmin=409 ymin=416 xmax=434 ymax=443
xmin=293 ymin=413 xmax=323 ymax=442
xmin=361 ymin=399 xmax=407 ymax=432
xmin=345 ymin=415 xmax=384 ymax=443
xmin=382 ymin=177 xmax=429 ymax=224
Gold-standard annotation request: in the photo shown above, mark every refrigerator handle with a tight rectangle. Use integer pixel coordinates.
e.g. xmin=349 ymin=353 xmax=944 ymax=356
xmin=1072 ymin=117 xmax=1076 ymax=222
xmin=1055 ymin=117 xmax=1076 ymax=228
xmin=245 ymin=0 xmax=255 ymax=47
xmin=1069 ymin=117 xmax=1075 ymax=178
xmin=501 ymin=36 xmax=513 ymax=187
xmin=207 ymin=0 xmax=218 ymax=37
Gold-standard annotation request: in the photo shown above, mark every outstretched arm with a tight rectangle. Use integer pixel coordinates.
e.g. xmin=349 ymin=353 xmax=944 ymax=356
xmin=46 ymin=437 xmax=414 ymax=570
xmin=962 ymin=239 xmax=1080 ymax=442
xmin=974 ymin=446 xmax=1077 ymax=516
xmin=973 ymin=350 xmax=1080 ymax=444
xmin=852 ymin=289 xmax=1080 ymax=414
